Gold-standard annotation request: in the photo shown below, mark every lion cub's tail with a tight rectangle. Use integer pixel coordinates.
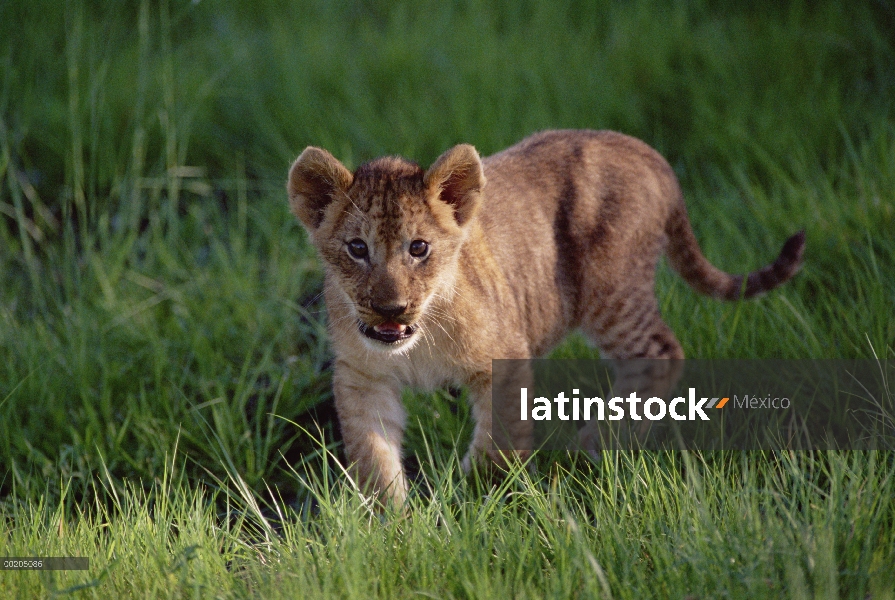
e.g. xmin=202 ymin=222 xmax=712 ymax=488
xmin=665 ymin=206 xmax=805 ymax=300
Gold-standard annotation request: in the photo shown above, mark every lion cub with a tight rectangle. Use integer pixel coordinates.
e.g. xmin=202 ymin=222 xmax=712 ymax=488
xmin=288 ymin=130 xmax=804 ymax=505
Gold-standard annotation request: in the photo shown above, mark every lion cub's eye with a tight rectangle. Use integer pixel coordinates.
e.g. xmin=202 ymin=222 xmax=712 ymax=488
xmin=346 ymin=239 xmax=368 ymax=259
xmin=409 ymin=239 xmax=429 ymax=258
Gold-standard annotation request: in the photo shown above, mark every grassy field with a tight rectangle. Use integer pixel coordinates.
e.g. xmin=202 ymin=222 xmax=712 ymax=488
xmin=1 ymin=0 xmax=894 ymax=597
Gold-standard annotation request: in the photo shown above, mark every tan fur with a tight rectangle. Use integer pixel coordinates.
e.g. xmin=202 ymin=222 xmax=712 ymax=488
xmin=287 ymin=129 xmax=805 ymax=505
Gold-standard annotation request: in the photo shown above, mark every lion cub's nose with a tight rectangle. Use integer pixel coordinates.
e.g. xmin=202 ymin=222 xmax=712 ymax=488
xmin=371 ymin=303 xmax=408 ymax=319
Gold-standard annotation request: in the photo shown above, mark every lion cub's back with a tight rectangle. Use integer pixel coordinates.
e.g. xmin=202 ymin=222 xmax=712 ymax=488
xmin=478 ymin=130 xmax=682 ymax=334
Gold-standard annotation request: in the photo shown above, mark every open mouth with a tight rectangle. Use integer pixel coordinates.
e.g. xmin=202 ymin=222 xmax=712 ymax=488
xmin=359 ymin=321 xmax=417 ymax=345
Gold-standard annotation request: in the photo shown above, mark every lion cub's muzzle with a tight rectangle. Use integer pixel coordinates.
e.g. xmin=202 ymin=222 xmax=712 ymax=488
xmin=359 ymin=303 xmax=418 ymax=345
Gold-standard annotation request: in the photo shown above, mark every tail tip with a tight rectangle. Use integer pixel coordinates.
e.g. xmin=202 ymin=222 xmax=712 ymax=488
xmin=780 ymin=230 xmax=806 ymax=267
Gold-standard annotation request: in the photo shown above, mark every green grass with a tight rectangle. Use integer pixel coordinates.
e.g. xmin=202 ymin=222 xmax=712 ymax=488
xmin=3 ymin=447 xmax=894 ymax=598
xmin=1 ymin=0 xmax=894 ymax=597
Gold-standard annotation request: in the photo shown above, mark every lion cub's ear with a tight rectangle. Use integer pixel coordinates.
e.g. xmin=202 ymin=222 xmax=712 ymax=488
xmin=288 ymin=147 xmax=354 ymax=230
xmin=424 ymin=144 xmax=486 ymax=227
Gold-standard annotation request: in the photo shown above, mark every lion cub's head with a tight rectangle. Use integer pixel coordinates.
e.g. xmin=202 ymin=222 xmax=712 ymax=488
xmin=288 ymin=144 xmax=485 ymax=352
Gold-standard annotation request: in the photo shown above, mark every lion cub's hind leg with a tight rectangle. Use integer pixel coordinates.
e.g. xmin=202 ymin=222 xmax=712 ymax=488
xmin=580 ymin=280 xmax=684 ymax=361
xmin=578 ymin=289 xmax=685 ymax=453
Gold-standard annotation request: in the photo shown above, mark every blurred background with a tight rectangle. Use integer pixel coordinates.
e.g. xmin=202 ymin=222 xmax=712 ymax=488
xmin=1 ymin=0 xmax=893 ymax=499
xmin=4 ymin=1 xmax=894 ymax=188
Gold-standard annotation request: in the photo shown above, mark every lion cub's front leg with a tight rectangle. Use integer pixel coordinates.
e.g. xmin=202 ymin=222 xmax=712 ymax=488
xmin=463 ymin=367 xmax=534 ymax=473
xmin=333 ymin=363 xmax=408 ymax=506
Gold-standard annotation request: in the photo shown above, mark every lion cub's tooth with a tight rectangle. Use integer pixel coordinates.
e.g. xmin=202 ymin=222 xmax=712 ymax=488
xmin=374 ymin=322 xmax=406 ymax=333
